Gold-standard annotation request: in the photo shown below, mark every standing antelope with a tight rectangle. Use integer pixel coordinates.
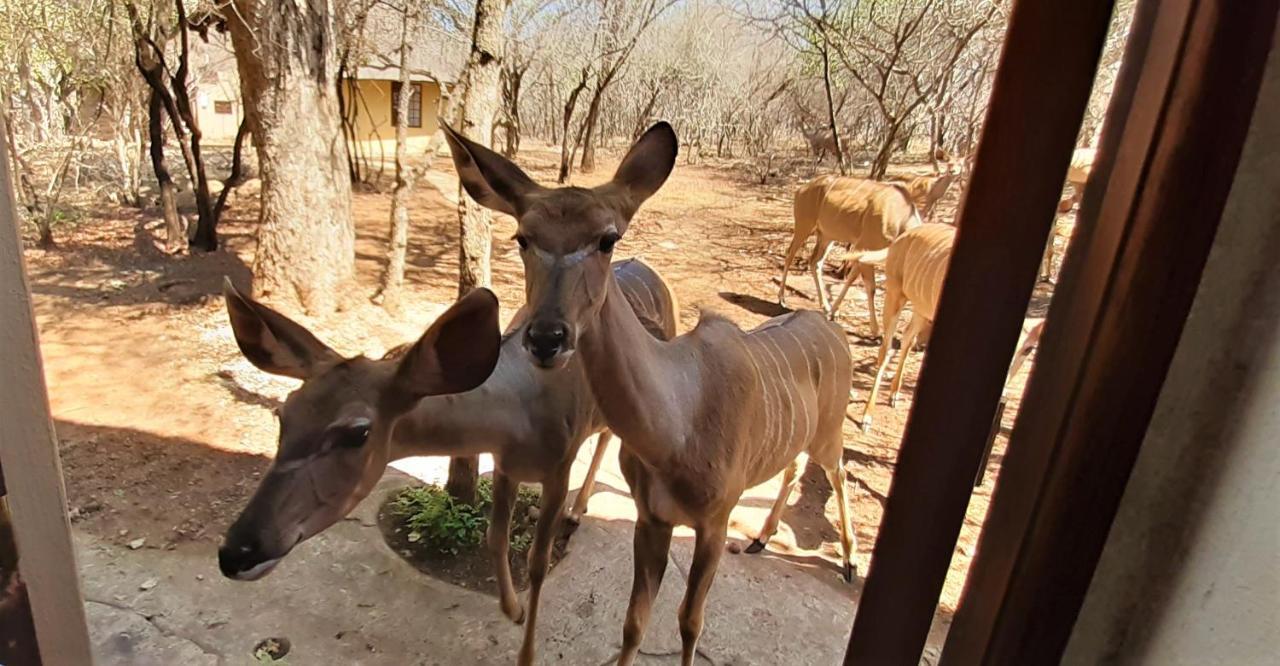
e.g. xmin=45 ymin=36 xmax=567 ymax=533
xmin=853 ymin=224 xmax=1049 ymax=432
xmin=851 ymin=223 xmax=955 ymax=430
xmin=218 ymin=262 xmax=677 ymax=666
xmin=777 ymin=174 xmax=921 ymax=337
xmin=902 ymin=170 xmax=960 ymax=220
xmin=443 ymin=121 xmax=857 ymax=666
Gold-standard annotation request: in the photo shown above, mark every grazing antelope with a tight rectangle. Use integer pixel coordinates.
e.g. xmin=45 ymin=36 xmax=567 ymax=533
xmin=443 ymin=121 xmax=857 ymax=666
xmin=218 ymin=263 xmax=677 ymax=666
xmin=777 ymin=175 xmax=921 ymax=337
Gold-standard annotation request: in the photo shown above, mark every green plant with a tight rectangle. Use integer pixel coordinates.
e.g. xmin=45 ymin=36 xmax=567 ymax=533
xmin=389 ymin=478 xmax=541 ymax=557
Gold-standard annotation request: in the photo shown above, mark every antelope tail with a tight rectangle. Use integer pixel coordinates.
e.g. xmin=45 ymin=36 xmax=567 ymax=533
xmin=845 ymin=247 xmax=888 ymax=268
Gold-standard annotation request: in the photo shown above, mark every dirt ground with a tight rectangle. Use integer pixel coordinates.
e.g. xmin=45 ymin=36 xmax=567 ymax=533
xmin=26 ymin=140 xmax=1057 ymax=662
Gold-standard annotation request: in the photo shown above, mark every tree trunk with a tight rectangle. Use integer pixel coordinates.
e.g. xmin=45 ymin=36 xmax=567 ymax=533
xmin=557 ymin=70 xmax=588 ymax=183
xmin=870 ymin=121 xmax=901 ymax=180
xmin=147 ymin=90 xmax=182 ymax=253
xmin=169 ymin=0 xmax=217 ymax=251
xmin=212 ymin=118 xmax=251 ymax=222
xmin=456 ymin=0 xmax=506 ymax=298
xmin=375 ymin=8 xmax=415 ymax=314
xmin=819 ymin=38 xmax=847 ymax=176
xmin=632 ymin=85 xmax=660 ymax=140
xmin=578 ymin=82 xmax=606 ymax=172
xmin=227 ymin=0 xmax=354 ymax=316
xmin=501 ymin=65 xmax=524 ymax=158
xmin=449 ymin=0 xmax=508 ymax=504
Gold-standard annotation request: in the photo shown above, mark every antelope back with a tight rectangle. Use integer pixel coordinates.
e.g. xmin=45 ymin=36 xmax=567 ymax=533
xmin=887 ymin=223 xmax=957 ymax=321
xmin=820 ymin=177 xmax=920 ymax=248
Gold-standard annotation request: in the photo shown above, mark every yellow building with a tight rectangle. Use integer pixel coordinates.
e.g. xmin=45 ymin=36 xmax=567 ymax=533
xmin=192 ymin=12 xmax=466 ymax=165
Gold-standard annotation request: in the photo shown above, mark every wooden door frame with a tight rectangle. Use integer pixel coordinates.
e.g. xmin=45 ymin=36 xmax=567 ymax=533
xmin=844 ymin=0 xmax=1279 ymax=663
xmin=0 ymin=116 xmax=93 ymax=663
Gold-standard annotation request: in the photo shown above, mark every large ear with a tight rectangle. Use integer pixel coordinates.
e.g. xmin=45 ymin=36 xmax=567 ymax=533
xmin=605 ymin=122 xmax=678 ymax=221
xmin=223 ymin=278 xmax=339 ymax=380
xmin=439 ymin=122 xmax=540 ymax=217
xmin=394 ymin=288 xmax=502 ymax=399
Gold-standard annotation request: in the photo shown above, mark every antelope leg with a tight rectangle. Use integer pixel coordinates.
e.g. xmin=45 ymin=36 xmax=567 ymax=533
xmin=566 ymin=430 xmax=612 ymax=527
xmin=516 ymin=462 xmax=570 ymax=666
xmin=617 ymin=516 xmax=673 ymax=666
xmin=678 ymin=522 xmax=728 ymax=666
xmin=746 ymin=452 xmax=807 ymax=554
xmin=487 ymin=471 xmax=523 ymax=624
xmin=824 ymin=459 xmax=858 ymax=583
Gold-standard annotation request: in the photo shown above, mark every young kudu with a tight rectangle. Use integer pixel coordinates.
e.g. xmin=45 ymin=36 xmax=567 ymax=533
xmin=218 ymin=265 xmax=677 ymax=666
xmin=778 ymin=175 xmax=921 ymax=337
xmin=443 ymin=122 xmax=856 ymax=666
xmin=853 ymin=224 xmax=1048 ymax=432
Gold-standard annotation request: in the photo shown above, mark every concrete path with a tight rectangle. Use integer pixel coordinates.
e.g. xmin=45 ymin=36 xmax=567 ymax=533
xmin=81 ymin=438 xmax=863 ymax=665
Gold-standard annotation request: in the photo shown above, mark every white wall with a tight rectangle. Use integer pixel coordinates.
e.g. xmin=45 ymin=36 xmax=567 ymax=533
xmin=1063 ymin=15 xmax=1280 ymax=666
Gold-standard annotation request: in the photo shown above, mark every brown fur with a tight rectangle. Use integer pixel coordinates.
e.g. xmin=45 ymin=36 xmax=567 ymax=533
xmin=443 ymin=122 xmax=858 ymax=666
xmin=778 ymin=175 xmax=921 ymax=337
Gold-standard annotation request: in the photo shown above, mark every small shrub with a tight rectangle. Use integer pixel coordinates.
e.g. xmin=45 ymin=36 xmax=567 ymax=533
xmin=388 ymin=477 xmax=541 ymax=557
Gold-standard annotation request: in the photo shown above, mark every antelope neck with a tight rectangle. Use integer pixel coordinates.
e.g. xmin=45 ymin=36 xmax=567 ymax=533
xmin=386 ymin=340 xmax=529 ymax=461
xmin=577 ymin=272 xmax=689 ymax=464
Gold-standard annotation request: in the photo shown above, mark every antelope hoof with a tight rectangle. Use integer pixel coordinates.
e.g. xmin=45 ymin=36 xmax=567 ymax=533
xmin=507 ymin=604 xmax=526 ymax=625
xmin=559 ymin=512 xmax=582 ymax=538
xmin=744 ymin=538 xmax=768 ymax=554
xmin=889 ymin=395 xmax=900 ymax=408
xmin=861 ymin=415 xmax=874 ymax=433
xmin=842 ymin=562 xmax=856 ymax=584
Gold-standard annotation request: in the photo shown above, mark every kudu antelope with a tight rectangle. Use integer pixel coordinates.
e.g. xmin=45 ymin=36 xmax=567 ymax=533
xmin=443 ymin=121 xmax=857 ymax=666
xmin=777 ymin=175 xmax=921 ymax=337
xmin=902 ymin=169 xmax=960 ymax=221
xmin=1044 ymin=147 xmax=1096 ymax=281
xmin=852 ymin=225 xmax=1049 ymax=432
xmin=217 ymin=286 xmax=501 ymax=579
xmin=218 ymin=265 xmax=677 ymax=666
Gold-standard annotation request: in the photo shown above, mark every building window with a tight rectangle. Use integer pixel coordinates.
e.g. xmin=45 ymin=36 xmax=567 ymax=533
xmin=214 ymin=100 xmax=233 ymax=115
xmin=391 ymin=82 xmax=423 ymax=128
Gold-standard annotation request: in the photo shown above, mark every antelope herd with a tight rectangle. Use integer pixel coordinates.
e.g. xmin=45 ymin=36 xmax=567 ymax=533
xmin=219 ymin=122 xmax=1081 ymax=664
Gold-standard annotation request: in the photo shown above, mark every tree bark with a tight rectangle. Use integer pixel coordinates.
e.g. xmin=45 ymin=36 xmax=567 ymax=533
xmin=375 ymin=7 xmax=416 ymax=314
xmin=147 ymin=90 xmax=182 ymax=253
xmin=578 ymin=82 xmax=606 ymax=172
xmin=557 ymin=68 xmax=588 ymax=183
xmin=455 ymin=0 xmax=507 ymax=298
xmin=212 ymin=118 xmax=251 ymax=222
xmin=227 ymin=0 xmax=354 ymax=316
xmin=449 ymin=0 xmax=509 ymax=504
xmin=819 ymin=37 xmax=847 ymax=175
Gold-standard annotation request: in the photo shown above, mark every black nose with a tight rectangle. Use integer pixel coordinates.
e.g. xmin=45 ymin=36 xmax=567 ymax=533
xmin=218 ymin=536 xmax=263 ymax=578
xmin=524 ymin=321 xmax=567 ymax=362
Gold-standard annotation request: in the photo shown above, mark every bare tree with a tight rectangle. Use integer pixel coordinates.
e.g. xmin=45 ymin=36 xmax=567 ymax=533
xmin=123 ymin=0 xmax=230 ymax=251
xmin=226 ymin=0 xmax=355 ymax=316
xmin=374 ymin=0 xmax=421 ymax=313
xmin=829 ymin=0 xmax=1001 ymax=178
xmin=577 ymin=0 xmax=675 ymax=172
xmin=448 ymin=0 xmax=510 ymax=504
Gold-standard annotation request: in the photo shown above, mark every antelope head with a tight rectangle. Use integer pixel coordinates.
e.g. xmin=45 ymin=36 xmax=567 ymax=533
xmin=441 ymin=122 xmax=677 ymax=369
xmin=216 ymin=282 xmax=501 ymax=580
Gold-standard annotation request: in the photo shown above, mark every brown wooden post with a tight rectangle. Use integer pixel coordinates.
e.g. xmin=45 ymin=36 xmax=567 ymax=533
xmin=942 ymin=0 xmax=1280 ymax=662
xmin=843 ymin=1 xmax=1117 ymax=663
xmin=0 ymin=115 xmax=93 ymax=664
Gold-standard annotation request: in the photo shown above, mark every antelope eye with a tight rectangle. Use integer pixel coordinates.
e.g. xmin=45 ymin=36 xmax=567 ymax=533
xmin=599 ymin=232 xmax=620 ymax=253
xmin=335 ymin=420 xmax=372 ymax=449
xmin=515 ymin=234 xmax=529 ymax=250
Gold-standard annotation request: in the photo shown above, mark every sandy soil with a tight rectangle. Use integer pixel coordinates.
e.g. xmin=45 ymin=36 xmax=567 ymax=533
xmin=27 ymin=141 xmax=1057 ymax=632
